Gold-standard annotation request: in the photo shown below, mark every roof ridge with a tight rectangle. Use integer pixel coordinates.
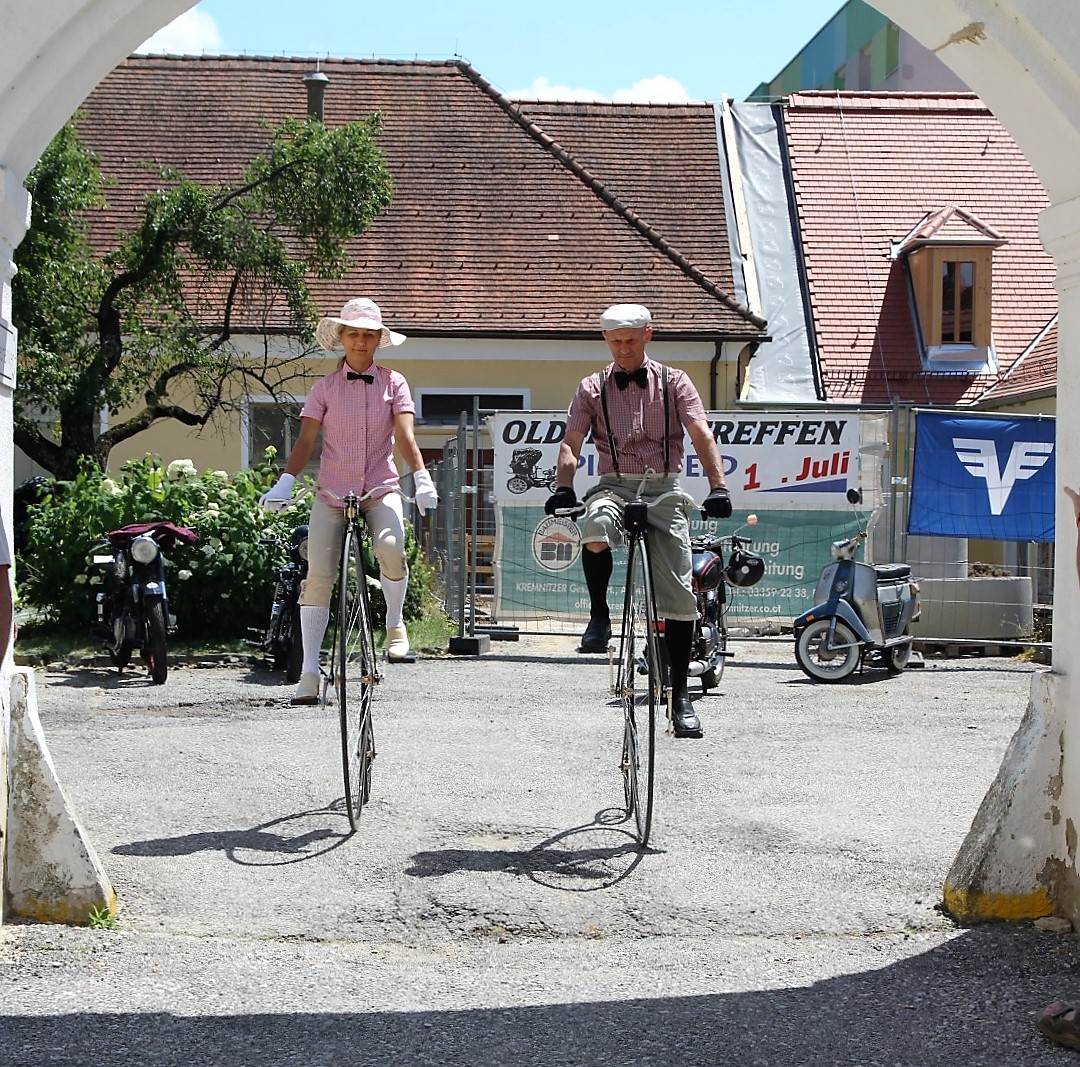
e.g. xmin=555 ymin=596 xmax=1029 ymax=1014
xmin=455 ymin=64 xmax=767 ymax=331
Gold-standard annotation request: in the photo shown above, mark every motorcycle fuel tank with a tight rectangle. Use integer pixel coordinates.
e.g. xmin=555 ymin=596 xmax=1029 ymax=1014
xmin=691 ymin=550 xmax=723 ymax=593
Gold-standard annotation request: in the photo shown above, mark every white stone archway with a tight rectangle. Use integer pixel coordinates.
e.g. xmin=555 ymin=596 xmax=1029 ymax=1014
xmin=1 ymin=0 xmax=1080 ymax=923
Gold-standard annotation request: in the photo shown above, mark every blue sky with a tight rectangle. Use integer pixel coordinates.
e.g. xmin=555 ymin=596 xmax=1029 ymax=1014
xmin=138 ymin=0 xmax=845 ymax=102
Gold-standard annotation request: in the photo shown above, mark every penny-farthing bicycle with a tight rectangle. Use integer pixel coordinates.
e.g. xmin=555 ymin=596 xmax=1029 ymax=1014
xmin=562 ymin=483 xmax=694 ymax=848
xmin=321 ymin=489 xmax=381 ymax=832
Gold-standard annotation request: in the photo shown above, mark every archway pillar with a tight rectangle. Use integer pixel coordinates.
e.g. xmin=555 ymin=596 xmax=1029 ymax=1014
xmin=943 ymin=197 xmax=1080 ymax=923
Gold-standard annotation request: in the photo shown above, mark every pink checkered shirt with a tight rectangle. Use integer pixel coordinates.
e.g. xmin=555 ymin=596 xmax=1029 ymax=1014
xmin=564 ymin=357 xmax=706 ymax=475
xmin=301 ymin=363 xmax=415 ymax=503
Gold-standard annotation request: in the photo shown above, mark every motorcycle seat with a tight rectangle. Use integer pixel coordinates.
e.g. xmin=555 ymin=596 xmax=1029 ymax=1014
xmin=874 ymin=563 xmax=911 ymax=581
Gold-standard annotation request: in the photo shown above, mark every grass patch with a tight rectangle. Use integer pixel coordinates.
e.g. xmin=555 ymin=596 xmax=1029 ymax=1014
xmin=86 ymin=904 xmax=119 ymax=930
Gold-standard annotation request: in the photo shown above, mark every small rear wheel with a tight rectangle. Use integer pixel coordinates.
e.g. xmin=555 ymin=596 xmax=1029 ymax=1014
xmin=884 ymin=631 xmax=913 ymax=673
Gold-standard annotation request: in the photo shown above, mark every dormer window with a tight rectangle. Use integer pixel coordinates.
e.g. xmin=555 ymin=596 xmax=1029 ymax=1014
xmin=892 ymin=204 xmax=1005 ymax=374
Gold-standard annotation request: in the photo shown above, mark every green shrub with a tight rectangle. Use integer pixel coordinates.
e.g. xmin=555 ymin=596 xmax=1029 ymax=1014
xmin=16 ymin=452 xmax=431 ymax=641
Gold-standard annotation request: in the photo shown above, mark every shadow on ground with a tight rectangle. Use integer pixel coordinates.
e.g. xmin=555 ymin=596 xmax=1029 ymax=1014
xmin=0 ymin=922 xmax=1071 ymax=1065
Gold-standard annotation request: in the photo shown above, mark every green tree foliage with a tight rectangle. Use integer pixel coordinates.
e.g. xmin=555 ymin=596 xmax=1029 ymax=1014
xmin=13 ymin=115 xmax=394 ymax=478
xmin=15 ymin=453 xmax=434 ymax=641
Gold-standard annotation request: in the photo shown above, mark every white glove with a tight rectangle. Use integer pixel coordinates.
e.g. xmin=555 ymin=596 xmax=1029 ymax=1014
xmin=413 ymin=469 xmax=439 ymax=516
xmin=259 ymin=472 xmax=296 ymax=512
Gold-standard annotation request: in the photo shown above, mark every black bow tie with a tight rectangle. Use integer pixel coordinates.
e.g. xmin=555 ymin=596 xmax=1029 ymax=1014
xmin=613 ymin=367 xmax=649 ymax=390
xmin=346 ymin=371 xmax=374 ymax=383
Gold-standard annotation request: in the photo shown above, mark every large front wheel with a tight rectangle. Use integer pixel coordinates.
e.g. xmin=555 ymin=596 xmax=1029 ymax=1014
xmin=335 ymin=523 xmax=378 ymax=831
xmin=618 ymin=537 xmax=660 ymax=847
xmin=145 ymin=596 xmax=169 ymax=685
xmin=795 ymin=618 xmax=860 ymax=682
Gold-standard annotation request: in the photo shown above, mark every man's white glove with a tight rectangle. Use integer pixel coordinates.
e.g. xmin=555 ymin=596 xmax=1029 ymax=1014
xmin=413 ymin=469 xmax=439 ymax=516
xmin=259 ymin=472 xmax=296 ymax=512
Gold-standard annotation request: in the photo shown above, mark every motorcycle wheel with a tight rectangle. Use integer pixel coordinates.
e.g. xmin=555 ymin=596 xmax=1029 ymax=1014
xmin=884 ymin=631 xmax=913 ymax=674
xmin=285 ymin=603 xmax=303 ymax=684
xmin=145 ymin=597 xmax=169 ymax=685
xmin=507 ymin=477 xmax=528 ymax=494
xmin=108 ymin=638 xmax=134 ymax=670
xmin=107 ymin=612 xmax=134 ymax=669
xmin=795 ymin=618 xmax=860 ymax=682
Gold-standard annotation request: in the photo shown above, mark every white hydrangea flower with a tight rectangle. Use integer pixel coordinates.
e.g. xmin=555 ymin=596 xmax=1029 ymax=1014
xmin=167 ymin=458 xmax=198 ymax=481
xmin=177 ymin=569 xmax=192 ymax=581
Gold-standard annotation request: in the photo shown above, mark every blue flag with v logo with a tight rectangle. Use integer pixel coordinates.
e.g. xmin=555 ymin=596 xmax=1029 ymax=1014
xmin=909 ymin=411 xmax=1056 ymax=541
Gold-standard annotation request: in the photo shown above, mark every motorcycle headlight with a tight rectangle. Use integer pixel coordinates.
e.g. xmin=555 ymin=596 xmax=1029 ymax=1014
xmin=297 ymin=536 xmax=309 ymax=562
xmin=131 ymin=535 xmax=160 ymax=564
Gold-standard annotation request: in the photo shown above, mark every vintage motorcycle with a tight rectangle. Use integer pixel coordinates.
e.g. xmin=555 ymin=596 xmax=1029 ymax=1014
xmin=647 ymin=516 xmax=766 ymax=694
xmin=506 ymin=447 xmax=558 ymax=495
xmin=248 ymin=523 xmax=308 ymax=682
xmin=792 ymin=489 xmax=921 ymax=682
xmin=91 ymin=521 xmax=198 ymax=684
xmin=685 ymin=516 xmax=766 ymax=691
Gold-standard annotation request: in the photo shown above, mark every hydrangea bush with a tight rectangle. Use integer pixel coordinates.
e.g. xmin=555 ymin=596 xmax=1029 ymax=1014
xmin=16 ymin=451 xmax=433 ymax=641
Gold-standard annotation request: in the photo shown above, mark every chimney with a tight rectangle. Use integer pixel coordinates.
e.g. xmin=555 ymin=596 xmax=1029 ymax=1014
xmin=303 ymin=71 xmax=329 ymax=121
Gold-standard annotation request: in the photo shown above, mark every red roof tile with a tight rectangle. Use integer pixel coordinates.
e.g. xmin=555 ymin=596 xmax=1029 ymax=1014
xmin=72 ymin=56 xmax=763 ymax=340
xmin=782 ymin=91 xmax=1057 ymax=404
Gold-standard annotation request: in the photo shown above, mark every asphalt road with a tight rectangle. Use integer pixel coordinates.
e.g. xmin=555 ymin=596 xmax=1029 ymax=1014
xmin=1 ymin=637 xmax=1077 ymax=1066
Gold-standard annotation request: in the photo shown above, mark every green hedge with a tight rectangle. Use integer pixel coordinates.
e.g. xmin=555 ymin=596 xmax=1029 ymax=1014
xmin=16 ymin=452 xmax=433 ymax=641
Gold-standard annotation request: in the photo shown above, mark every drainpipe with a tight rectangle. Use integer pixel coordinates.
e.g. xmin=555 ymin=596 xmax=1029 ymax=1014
xmin=303 ymin=71 xmax=328 ymax=121
xmin=709 ymin=342 xmax=722 ymax=410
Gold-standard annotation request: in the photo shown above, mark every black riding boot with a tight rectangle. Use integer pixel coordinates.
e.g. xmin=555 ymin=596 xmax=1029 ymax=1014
xmin=579 ymin=548 xmax=613 ymax=652
xmin=664 ymin=618 xmax=702 ymax=738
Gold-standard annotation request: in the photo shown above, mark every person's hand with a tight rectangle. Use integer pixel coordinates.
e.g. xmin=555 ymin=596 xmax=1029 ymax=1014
xmin=259 ymin=472 xmax=296 ymax=512
xmin=545 ymin=486 xmax=578 ymax=516
xmin=413 ymin=469 xmax=439 ymax=516
xmin=702 ymin=486 xmax=732 ymax=519
xmin=1066 ymin=486 xmax=1080 ymax=524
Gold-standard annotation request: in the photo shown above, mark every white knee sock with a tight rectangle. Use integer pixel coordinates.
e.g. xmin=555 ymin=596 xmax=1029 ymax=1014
xmin=300 ymin=605 xmax=330 ymax=675
xmin=381 ymin=575 xmax=408 ymax=630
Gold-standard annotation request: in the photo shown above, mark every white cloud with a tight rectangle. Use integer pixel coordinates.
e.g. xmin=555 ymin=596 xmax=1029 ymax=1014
xmin=508 ymin=74 xmax=697 ymax=104
xmin=137 ymin=9 xmax=223 ymax=55
xmin=613 ymin=76 xmax=696 ymax=104
xmin=507 ymin=77 xmax=607 ymax=103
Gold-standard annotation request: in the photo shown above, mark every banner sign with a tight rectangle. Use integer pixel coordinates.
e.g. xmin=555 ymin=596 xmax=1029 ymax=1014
xmin=492 ymin=410 xmax=881 ymax=509
xmin=493 ymin=505 xmax=861 ymax=624
xmin=909 ymin=411 xmax=1055 ymax=542
xmin=489 ymin=410 xmax=879 ymax=624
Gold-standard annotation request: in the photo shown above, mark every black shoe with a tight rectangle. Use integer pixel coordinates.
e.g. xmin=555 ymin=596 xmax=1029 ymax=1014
xmin=671 ymin=694 xmax=703 ymax=738
xmin=579 ymin=616 xmax=612 ymax=653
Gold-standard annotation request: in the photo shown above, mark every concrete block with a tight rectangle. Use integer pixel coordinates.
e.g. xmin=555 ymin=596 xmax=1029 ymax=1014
xmin=5 ymin=669 xmax=115 ymax=925
xmin=448 ymin=634 xmax=491 ymax=656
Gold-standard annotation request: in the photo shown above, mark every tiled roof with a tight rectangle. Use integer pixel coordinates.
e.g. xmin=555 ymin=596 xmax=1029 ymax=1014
xmin=72 ymin=56 xmax=763 ymax=339
xmin=974 ymin=318 xmax=1058 ymax=404
xmin=782 ymin=91 xmax=1057 ymax=405
xmin=515 ymin=101 xmax=752 ymax=329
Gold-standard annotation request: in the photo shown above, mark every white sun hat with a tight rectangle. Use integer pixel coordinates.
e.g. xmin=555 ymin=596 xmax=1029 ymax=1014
xmin=314 ymin=297 xmax=406 ymax=351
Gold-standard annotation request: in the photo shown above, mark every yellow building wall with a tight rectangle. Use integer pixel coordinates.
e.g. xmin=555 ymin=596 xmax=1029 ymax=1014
xmin=101 ymin=341 xmax=740 ymax=475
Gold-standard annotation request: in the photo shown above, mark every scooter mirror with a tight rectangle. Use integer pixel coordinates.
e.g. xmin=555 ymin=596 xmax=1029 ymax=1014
xmin=846 ymin=488 xmax=862 ymax=505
